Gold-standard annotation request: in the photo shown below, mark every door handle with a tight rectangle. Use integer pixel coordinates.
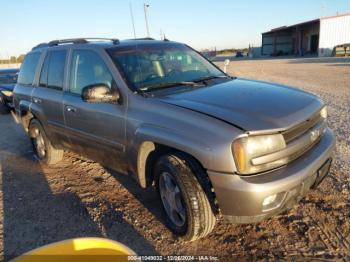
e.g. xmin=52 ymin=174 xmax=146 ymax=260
xmin=33 ymin=98 xmax=42 ymax=104
xmin=66 ymin=106 xmax=77 ymax=113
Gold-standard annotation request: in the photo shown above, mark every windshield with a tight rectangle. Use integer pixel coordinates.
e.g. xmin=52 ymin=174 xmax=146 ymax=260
xmin=107 ymin=43 xmax=225 ymax=91
xmin=0 ymin=71 xmax=18 ymax=85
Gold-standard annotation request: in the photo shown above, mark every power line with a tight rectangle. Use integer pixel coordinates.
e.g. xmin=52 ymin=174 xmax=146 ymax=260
xmin=129 ymin=3 xmax=137 ymax=39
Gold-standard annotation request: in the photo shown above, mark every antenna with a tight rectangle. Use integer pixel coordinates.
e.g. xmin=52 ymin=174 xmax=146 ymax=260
xmin=129 ymin=3 xmax=137 ymax=38
xmin=144 ymin=3 xmax=151 ymax=37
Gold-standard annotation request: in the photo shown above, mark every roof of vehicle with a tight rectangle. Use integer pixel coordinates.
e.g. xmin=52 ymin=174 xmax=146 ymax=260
xmin=0 ymin=68 xmax=19 ymax=74
xmin=30 ymin=38 xmax=180 ymax=52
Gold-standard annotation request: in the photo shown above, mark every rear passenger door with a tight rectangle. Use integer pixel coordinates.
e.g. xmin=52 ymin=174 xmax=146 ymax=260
xmin=31 ymin=49 xmax=69 ymax=147
xmin=63 ymin=49 xmax=126 ymax=172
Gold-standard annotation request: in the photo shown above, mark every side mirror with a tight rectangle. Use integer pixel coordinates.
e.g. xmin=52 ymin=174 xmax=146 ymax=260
xmin=82 ymin=84 xmax=120 ymax=104
xmin=224 ymin=59 xmax=230 ymax=73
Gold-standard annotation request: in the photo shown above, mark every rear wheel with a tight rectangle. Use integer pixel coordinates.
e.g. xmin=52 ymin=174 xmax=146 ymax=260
xmin=29 ymin=119 xmax=63 ymax=165
xmin=155 ymin=153 xmax=216 ymax=241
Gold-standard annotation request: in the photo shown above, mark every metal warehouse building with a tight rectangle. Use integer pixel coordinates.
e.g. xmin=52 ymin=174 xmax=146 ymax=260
xmin=261 ymin=12 xmax=350 ymax=57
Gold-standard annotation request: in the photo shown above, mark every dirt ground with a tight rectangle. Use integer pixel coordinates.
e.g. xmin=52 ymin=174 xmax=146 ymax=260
xmin=1 ymin=57 xmax=349 ymax=261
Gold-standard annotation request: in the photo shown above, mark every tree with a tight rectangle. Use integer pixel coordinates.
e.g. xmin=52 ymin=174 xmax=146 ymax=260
xmin=10 ymin=56 xmax=17 ymax=63
xmin=17 ymin=54 xmax=25 ymax=63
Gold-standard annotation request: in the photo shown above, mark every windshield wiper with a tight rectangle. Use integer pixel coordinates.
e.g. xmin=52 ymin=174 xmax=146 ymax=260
xmin=192 ymin=75 xmax=231 ymax=83
xmin=140 ymin=81 xmax=203 ymax=92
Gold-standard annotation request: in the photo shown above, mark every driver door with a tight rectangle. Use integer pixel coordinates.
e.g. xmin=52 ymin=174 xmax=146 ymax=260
xmin=63 ymin=48 xmax=127 ymax=172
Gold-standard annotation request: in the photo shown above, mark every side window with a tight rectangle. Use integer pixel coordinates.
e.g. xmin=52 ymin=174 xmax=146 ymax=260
xmin=39 ymin=52 xmax=50 ymax=87
xmin=47 ymin=50 xmax=66 ymax=90
xmin=17 ymin=53 xmax=40 ymax=86
xmin=70 ymin=50 xmax=113 ymax=95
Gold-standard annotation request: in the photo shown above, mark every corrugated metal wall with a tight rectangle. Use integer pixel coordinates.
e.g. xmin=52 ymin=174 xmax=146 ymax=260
xmin=319 ymin=15 xmax=350 ymax=56
xmin=261 ymin=34 xmax=293 ymax=55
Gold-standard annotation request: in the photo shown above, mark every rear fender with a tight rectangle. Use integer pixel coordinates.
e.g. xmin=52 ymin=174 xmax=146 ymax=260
xmin=18 ymin=100 xmax=45 ymax=132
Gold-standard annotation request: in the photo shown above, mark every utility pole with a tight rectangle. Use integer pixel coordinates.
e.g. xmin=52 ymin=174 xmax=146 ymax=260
xmin=144 ymin=3 xmax=150 ymax=37
xmin=321 ymin=1 xmax=326 ymax=17
xmin=129 ymin=3 xmax=136 ymax=38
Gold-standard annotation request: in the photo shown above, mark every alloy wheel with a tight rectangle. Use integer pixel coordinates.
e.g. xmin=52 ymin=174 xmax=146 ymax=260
xmin=32 ymin=127 xmax=46 ymax=158
xmin=159 ymin=171 xmax=187 ymax=227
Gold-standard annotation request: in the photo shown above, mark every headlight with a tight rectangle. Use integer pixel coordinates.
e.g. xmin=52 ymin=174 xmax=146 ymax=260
xmin=1 ymin=90 xmax=13 ymax=97
xmin=233 ymin=134 xmax=287 ymax=174
xmin=320 ymin=106 xmax=327 ymax=119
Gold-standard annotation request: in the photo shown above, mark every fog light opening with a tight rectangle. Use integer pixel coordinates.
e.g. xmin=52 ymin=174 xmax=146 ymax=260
xmin=263 ymin=194 xmax=277 ymax=206
xmin=262 ymin=192 xmax=285 ymax=212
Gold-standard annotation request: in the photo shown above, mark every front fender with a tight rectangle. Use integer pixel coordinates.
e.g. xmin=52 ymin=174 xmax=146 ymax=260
xmin=135 ymin=124 xmax=214 ymax=168
xmin=132 ymin=121 xmax=241 ymax=187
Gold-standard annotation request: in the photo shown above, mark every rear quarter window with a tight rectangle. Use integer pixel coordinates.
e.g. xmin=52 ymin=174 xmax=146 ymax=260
xmin=39 ymin=50 xmax=66 ymax=90
xmin=17 ymin=53 xmax=41 ymax=86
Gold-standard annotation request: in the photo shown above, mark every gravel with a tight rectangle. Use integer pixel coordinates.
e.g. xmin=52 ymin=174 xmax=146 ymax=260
xmin=0 ymin=56 xmax=349 ymax=260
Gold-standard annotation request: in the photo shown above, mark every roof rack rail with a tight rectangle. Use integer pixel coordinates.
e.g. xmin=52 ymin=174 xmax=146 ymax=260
xmin=80 ymin=38 xmax=120 ymax=44
xmin=127 ymin=37 xmax=155 ymax=41
xmin=31 ymin=38 xmax=120 ymax=50
xmin=31 ymin=43 xmax=50 ymax=50
xmin=48 ymin=38 xmax=88 ymax=46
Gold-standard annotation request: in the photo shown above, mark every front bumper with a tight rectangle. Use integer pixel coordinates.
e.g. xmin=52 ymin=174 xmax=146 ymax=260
xmin=0 ymin=93 xmax=14 ymax=109
xmin=208 ymin=127 xmax=336 ymax=224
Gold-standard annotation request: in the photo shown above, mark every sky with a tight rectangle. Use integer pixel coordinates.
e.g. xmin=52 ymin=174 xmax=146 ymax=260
xmin=1 ymin=0 xmax=350 ymax=57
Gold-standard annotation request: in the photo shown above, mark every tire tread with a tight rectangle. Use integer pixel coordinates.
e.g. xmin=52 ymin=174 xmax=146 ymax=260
xmin=156 ymin=153 xmax=216 ymax=241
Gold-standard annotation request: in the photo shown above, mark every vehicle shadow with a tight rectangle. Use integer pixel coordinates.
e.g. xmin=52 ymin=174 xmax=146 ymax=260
xmin=106 ymin=168 xmax=166 ymax=228
xmin=0 ymin=115 xmax=157 ymax=260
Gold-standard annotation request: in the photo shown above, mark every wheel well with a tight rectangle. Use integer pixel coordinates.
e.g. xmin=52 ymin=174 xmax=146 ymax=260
xmin=140 ymin=143 xmax=219 ymax=214
xmin=144 ymin=143 xmax=176 ymax=187
xmin=21 ymin=110 xmax=35 ymax=132
xmin=141 ymin=143 xmax=206 ymax=186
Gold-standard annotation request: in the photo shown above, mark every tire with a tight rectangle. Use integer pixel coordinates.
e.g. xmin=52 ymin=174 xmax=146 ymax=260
xmin=0 ymin=95 xmax=10 ymax=114
xmin=29 ymin=119 xmax=63 ymax=165
xmin=154 ymin=153 xmax=216 ymax=241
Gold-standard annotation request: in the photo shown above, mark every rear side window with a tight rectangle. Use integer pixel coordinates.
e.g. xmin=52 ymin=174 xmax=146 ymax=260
xmin=69 ymin=50 xmax=113 ymax=95
xmin=17 ymin=53 xmax=40 ymax=86
xmin=47 ymin=50 xmax=66 ymax=90
xmin=39 ymin=53 xmax=50 ymax=87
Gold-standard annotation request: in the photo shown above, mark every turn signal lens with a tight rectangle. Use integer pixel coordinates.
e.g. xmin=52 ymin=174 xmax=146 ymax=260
xmin=233 ymin=139 xmax=246 ymax=171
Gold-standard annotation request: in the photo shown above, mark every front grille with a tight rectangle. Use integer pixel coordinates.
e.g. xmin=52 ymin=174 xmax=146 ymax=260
xmin=287 ymin=132 xmax=323 ymax=163
xmin=280 ymin=110 xmax=325 ymax=165
xmin=282 ymin=112 xmax=322 ymax=143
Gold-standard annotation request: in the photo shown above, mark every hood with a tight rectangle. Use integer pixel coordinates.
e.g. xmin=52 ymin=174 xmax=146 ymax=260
xmin=0 ymin=84 xmax=15 ymax=92
xmin=159 ymin=78 xmax=323 ymax=132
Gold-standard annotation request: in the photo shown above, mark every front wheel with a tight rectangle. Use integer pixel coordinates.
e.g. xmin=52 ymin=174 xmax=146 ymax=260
xmin=155 ymin=153 xmax=216 ymax=241
xmin=29 ymin=119 xmax=63 ymax=165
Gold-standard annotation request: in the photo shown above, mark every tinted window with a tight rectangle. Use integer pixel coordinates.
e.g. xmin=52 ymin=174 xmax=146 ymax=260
xmin=107 ymin=44 xmax=224 ymax=91
xmin=69 ymin=50 xmax=113 ymax=95
xmin=39 ymin=53 xmax=50 ymax=87
xmin=17 ymin=53 xmax=40 ymax=85
xmin=47 ymin=50 xmax=66 ymax=90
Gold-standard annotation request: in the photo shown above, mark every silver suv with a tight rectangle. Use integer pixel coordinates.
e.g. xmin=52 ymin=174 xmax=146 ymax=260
xmin=13 ymin=38 xmax=335 ymax=241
